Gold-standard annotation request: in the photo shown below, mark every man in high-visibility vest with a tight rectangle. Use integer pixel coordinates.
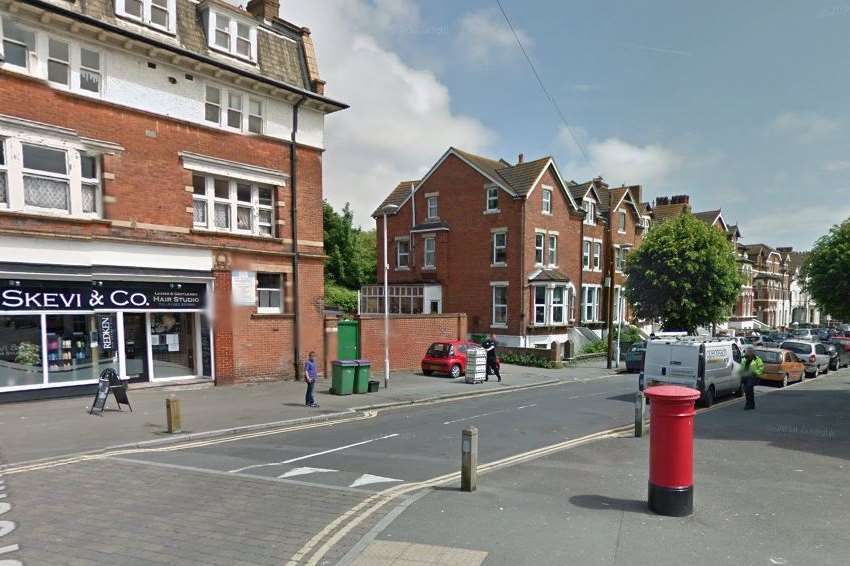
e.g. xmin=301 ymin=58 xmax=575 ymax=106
xmin=741 ymin=344 xmax=764 ymax=410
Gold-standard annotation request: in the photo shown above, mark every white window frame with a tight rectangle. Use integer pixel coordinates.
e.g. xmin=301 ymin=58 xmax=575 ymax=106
xmin=618 ymin=209 xmax=627 ymax=233
xmin=396 ymin=238 xmax=410 ymax=270
xmin=485 ymin=186 xmax=499 ymax=212
xmin=115 ymin=0 xmax=177 ymax=34
xmin=614 ymin=244 xmax=623 ymax=273
xmin=79 ymin=46 xmax=103 ymax=95
xmin=192 ymin=174 xmax=275 ymax=237
xmin=423 ymin=236 xmax=436 ymax=269
xmin=541 ymin=187 xmax=552 ymax=214
xmin=205 ymin=85 xmax=222 ymax=125
xmin=582 ymin=239 xmax=591 ymax=271
xmin=551 ymin=284 xmax=568 ymax=325
xmin=534 ymin=232 xmax=545 ymax=265
xmin=593 ymin=241 xmax=602 ymax=271
xmin=256 ymin=273 xmax=283 ymax=314
xmin=226 ymin=91 xmax=243 ymax=131
xmin=491 ymin=283 xmax=508 ymax=328
xmin=492 ymin=231 xmax=507 ymax=266
xmin=548 ymin=234 xmax=558 ymax=266
xmin=207 ymin=10 xmax=258 ymax=62
xmin=425 ymin=195 xmax=438 ymax=220
xmin=79 ymin=153 xmax=102 ymax=217
xmin=582 ymin=285 xmax=601 ymax=322
xmin=205 ymin=83 xmax=261 ymax=134
xmin=1 ymin=18 xmax=36 ymax=71
xmin=21 ymin=142 xmax=71 ymax=215
xmin=533 ymin=285 xmax=548 ymax=326
xmin=248 ymin=98 xmax=264 ymax=135
xmin=46 ymin=37 xmax=71 ymax=88
xmin=583 ymin=198 xmax=596 ymax=225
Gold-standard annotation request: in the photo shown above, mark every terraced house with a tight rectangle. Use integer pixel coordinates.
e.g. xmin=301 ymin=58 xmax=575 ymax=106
xmin=366 ymin=147 xmax=645 ymax=357
xmin=0 ymin=0 xmax=346 ymax=400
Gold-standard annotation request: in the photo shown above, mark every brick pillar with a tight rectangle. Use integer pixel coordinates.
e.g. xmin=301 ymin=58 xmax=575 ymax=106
xmin=213 ymin=270 xmax=234 ymax=385
xmin=323 ymin=316 xmax=338 ymax=378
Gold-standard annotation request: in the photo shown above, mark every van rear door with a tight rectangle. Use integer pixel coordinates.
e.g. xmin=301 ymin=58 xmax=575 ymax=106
xmin=666 ymin=343 xmax=699 ymax=388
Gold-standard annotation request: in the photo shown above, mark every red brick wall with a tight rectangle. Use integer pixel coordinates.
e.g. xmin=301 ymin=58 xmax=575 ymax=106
xmin=1 ymin=71 xmax=328 ymax=385
xmin=358 ymin=313 xmax=468 ymax=373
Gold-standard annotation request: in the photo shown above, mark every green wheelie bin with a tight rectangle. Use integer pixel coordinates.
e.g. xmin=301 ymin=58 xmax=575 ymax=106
xmin=331 ymin=360 xmax=357 ymax=395
xmin=353 ymin=360 xmax=371 ymax=393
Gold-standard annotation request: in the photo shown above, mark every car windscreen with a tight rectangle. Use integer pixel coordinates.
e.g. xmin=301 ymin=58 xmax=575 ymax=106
xmin=781 ymin=342 xmax=811 ymax=355
xmin=791 ymin=329 xmax=810 ymax=336
xmin=754 ymin=350 xmax=782 ymax=363
xmin=427 ymin=343 xmax=451 ymax=358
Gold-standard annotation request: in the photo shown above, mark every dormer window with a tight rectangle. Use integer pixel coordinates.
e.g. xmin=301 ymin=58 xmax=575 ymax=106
xmin=115 ymin=0 xmax=176 ymax=33
xmin=583 ymin=199 xmax=596 ymax=225
xmin=207 ymin=10 xmax=257 ymax=62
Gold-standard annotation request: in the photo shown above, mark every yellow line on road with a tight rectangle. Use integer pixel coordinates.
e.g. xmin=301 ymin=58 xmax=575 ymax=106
xmin=287 ymin=424 xmax=632 ymax=566
xmin=0 ymin=411 xmax=378 ymax=477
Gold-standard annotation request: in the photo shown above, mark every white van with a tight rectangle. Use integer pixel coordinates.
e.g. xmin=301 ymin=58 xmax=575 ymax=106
xmin=641 ymin=338 xmax=743 ymax=407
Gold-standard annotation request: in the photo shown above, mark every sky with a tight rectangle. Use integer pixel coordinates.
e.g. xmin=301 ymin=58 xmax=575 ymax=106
xmin=284 ymin=0 xmax=850 ymax=250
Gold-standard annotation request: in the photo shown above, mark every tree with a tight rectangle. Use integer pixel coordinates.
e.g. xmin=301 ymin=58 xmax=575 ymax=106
xmin=323 ymin=201 xmax=376 ymax=289
xmin=801 ymin=218 xmax=850 ymax=320
xmin=624 ymin=214 xmax=742 ymax=333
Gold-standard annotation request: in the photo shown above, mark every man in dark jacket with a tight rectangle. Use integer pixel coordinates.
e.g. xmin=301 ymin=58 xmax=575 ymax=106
xmin=482 ymin=333 xmax=501 ymax=382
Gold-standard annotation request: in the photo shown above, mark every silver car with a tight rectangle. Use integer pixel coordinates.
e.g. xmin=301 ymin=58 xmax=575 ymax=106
xmin=780 ymin=340 xmax=831 ymax=377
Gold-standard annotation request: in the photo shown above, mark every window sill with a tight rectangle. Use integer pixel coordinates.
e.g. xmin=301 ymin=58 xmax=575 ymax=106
xmin=0 ymin=208 xmax=110 ymax=225
xmin=251 ymin=312 xmax=294 ymax=320
xmin=491 ymin=323 xmax=508 ymax=329
xmin=394 ymin=267 xmax=411 ymax=272
xmin=190 ymin=228 xmax=282 ymax=243
xmin=541 ymin=212 xmax=553 ymax=216
xmin=422 ymin=266 xmax=436 ymax=272
xmin=483 ymin=209 xmax=501 ymax=215
xmin=491 ymin=263 xmax=507 ymax=268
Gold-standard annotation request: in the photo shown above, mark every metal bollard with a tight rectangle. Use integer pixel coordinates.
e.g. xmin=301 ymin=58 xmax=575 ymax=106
xmin=166 ymin=395 xmax=182 ymax=434
xmin=635 ymin=391 xmax=647 ymax=437
xmin=461 ymin=426 xmax=478 ymax=492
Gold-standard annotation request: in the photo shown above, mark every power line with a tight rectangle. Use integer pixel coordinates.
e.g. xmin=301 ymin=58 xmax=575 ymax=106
xmin=495 ymin=0 xmax=590 ymax=164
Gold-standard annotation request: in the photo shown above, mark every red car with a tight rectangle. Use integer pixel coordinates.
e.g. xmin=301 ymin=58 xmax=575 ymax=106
xmin=422 ymin=340 xmax=496 ymax=378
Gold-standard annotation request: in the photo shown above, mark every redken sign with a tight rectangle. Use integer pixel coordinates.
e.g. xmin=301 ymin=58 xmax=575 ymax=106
xmin=0 ymin=280 xmax=206 ymax=312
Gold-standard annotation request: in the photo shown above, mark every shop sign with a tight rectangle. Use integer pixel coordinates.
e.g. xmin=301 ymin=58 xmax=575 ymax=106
xmin=98 ymin=313 xmax=116 ymax=352
xmin=231 ymin=271 xmax=257 ymax=306
xmin=0 ymin=281 xmax=206 ymax=312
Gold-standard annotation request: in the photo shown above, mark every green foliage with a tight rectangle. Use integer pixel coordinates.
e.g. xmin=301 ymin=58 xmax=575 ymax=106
xmin=801 ymin=218 xmax=850 ymax=320
xmin=15 ymin=342 xmax=41 ymax=366
xmin=582 ymin=339 xmax=608 ymax=354
xmin=625 ymin=214 xmax=742 ymax=333
xmin=323 ymin=200 xmax=376 ymax=290
xmin=498 ymin=351 xmax=562 ymax=369
xmin=614 ymin=325 xmax=642 ymax=343
xmin=325 ymin=283 xmax=358 ymax=316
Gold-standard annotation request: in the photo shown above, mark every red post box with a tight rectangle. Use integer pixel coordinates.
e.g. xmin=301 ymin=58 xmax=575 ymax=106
xmin=644 ymin=384 xmax=701 ymax=516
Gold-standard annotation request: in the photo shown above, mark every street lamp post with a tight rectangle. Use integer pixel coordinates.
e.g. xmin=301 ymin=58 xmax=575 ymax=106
xmin=381 ymin=204 xmax=399 ymax=389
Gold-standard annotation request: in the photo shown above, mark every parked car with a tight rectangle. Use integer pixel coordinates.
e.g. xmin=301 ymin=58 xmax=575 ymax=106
xmin=818 ymin=328 xmax=836 ymax=342
xmin=642 ymin=338 xmax=742 ymax=407
xmin=421 ymin=340 xmax=494 ymax=378
xmin=790 ymin=328 xmax=816 ymax=341
xmin=624 ymin=341 xmax=647 ymax=373
xmin=827 ymin=342 xmax=850 ymax=371
xmin=753 ymin=348 xmax=805 ymax=387
xmin=780 ymin=340 xmax=831 ymax=378
xmin=759 ymin=332 xmax=787 ymax=348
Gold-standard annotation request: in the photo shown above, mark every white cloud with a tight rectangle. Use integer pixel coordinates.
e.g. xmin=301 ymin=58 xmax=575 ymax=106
xmin=284 ymin=1 xmax=494 ymax=228
xmin=456 ymin=7 xmax=532 ymax=63
xmin=557 ymin=126 xmax=682 ymax=186
xmin=825 ymin=160 xmax=850 ymax=172
xmin=771 ymin=112 xmax=840 ymax=143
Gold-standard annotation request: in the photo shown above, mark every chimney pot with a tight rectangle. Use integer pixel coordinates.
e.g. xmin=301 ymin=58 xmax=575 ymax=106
xmin=517 ymin=153 xmax=524 ymax=164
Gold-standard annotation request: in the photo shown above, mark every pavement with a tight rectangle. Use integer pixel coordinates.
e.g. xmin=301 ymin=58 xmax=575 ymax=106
xmin=356 ymin=367 xmax=850 ymax=566
xmin=0 ymin=361 xmax=614 ymax=466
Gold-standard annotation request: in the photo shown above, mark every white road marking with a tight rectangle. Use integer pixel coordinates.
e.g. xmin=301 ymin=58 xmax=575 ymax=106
xmin=442 ymin=404 xmax=536 ymax=425
xmin=278 ymin=467 xmax=337 ymax=479
xmin=349 ymin=474 xmax=403 ymax=488
xmin=228 ymin=434 xmax=400 ymax=473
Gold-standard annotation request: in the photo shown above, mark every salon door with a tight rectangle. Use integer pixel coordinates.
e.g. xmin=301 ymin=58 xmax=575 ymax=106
xmin=123 ymin=313 xmax=149 ymax=382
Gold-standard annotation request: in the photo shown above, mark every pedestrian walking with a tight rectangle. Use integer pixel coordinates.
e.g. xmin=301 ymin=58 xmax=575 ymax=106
xmin=481 ymin=333 xmax=501 ymax=382
xmin=304 ymin=351 xmax=319 ymax=408
xmin=740 ymin=344 xmax=764 ymax=410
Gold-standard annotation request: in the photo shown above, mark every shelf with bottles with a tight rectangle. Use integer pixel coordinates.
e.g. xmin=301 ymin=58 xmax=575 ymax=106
xmin=46 ymin=331 xmax=91 ymax=370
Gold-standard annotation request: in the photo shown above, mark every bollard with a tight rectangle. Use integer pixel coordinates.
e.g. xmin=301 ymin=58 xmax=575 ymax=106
xmin=166 ymin=395 xmax=182 ymax=434
xmin=644 ymin=385 xmax=700 ymax=517
xmin=461 ymin=426 xmax=478 ymax=492
xmin=634 ymin=391 xmax=646 ymax=437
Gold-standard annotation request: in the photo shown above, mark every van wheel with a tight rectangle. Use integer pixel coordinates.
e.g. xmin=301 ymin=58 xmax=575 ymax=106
xmin=700 ymin=386 xmax=715 ymax=408
xmin=450 ymin=364 xmax=462 ymax=379
xmin=782 ymin=373 xmax=789 ymax=388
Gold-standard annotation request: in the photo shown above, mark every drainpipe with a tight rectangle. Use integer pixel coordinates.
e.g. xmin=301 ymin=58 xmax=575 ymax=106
xmin=519 ymin=196 xmax=527 ymax=348
xmin=291 ymin=96 xmax=306 ymax=378
xmin=578 ymin=210 xmax=585 ymax=325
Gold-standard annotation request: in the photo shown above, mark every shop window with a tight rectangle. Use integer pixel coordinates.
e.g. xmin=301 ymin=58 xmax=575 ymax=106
xmin=150 ymin=313 xmax=195 ymax=379
xmin=192 ymin=174 xmax=275 ymax=237
xmin=2 ymin=19 xmax=35 ymax=70
xmin=0 ymin=315 xmax=43 ymax=389
xmin=257 ymin=273 xmax=282 ymax=314
xmin=22 ymin=144 xmax=70 ymax=212
xmin=45 ymin=314 xmax=98 ymax=383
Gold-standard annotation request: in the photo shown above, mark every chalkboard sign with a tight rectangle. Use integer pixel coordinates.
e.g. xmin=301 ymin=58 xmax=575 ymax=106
xmin=89 ymin=368 xmax=133 ymax=414
xmin=200 ymin=317 xmax=212 ymax=377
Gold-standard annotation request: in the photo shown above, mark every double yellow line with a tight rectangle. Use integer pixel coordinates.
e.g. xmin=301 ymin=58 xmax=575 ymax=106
xmin=287 ymin=424 xmax=632 ymax=566
xmin=0 ymin=411 xmax=378 ymax=477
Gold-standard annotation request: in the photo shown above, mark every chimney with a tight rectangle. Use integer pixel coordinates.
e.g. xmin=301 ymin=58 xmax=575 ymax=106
xmin=246 ymin=0 xmax=279 ymax=21
xmin=517 ymin=153 xmax=524 ymax=164
xmin=656 ymin=196 xmax=670 ymax=206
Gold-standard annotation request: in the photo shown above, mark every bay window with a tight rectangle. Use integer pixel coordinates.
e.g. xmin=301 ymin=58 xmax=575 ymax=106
xmin=532 ymin=284 xmax=571 ymax=326
xmin=534 ymin=286 xmax=547 ymax=325
xmin=552 ymin=286 xmax=566 ymax=324
xmin=192 ymin=174 xmax=275 ymax=237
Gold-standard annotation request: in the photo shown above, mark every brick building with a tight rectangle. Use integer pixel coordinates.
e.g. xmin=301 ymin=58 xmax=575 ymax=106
xmin=0 ymin=0 xmax=346 ymax=400
xmin=365 ymin=147 xmax=645 ymax=355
